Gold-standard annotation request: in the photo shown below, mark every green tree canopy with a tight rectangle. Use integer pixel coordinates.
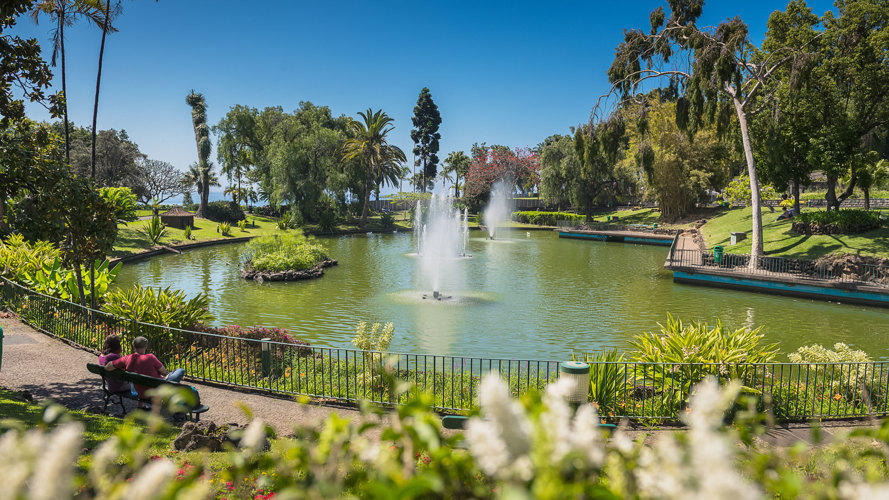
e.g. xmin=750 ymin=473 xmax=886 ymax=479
xmin=410 ymin=87 xmax=441 ymax=193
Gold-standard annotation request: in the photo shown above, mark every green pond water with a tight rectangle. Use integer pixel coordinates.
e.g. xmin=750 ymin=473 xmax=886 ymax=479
xmin=113 ymin=230 xmax=889 ymax=360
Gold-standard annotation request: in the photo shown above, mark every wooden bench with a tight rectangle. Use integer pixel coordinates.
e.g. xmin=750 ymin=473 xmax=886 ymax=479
xmin=441 ymin=415 xmax=616 ymax=433
xmin=86 ymin=363 xmax=209 ymax=421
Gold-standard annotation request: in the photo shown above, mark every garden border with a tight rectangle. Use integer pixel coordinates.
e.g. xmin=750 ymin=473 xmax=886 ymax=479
xmin=3 ymin=277 xmax=889 ymax=421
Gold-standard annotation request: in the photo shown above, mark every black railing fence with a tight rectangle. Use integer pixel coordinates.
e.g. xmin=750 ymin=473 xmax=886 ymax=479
xmin=3 ymin=277 xmax=889 ymax=420
xmin=668 ymin=248 xmax=889 ymax=288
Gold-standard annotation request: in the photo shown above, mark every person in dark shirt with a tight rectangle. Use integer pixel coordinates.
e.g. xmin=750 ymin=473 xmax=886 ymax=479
xmin=98 ymin=335 xmax=131 ymax=395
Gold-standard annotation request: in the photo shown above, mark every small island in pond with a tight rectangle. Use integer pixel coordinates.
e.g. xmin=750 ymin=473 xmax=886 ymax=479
xmin=241 ymin=232 xmax=337 ymax=282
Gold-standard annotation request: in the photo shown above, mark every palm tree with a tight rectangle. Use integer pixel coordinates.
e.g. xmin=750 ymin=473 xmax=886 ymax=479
xmin=31 ymin=0 xmax=110 ymax=164
xmin=89 ymin=0 xmax=119 ymax=179
xmin=186 ymin=162 xmax=219 ymax=206
xmin=342 ymin=109 xmax=406 ymax=229
xmin=186 ymin=90 xmax=212 ymax=216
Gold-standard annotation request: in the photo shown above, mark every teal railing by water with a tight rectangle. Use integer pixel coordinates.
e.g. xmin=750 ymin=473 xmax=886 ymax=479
xmin=2 ymin=277 xmax=888 ymax=421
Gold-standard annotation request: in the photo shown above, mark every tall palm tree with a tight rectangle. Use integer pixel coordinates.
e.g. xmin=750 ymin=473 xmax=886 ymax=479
xmin=186 ymin=90 xmax=212 ymax=217
xmin=89 ymin=0 xmax=119 ymax=179
xmin=31 ymin=0 xmax=110 ymax=164
xmin=186 ymin=162 xmax=219 ymax=206
xmin=342 ymin=109 xmax=406 ymax=229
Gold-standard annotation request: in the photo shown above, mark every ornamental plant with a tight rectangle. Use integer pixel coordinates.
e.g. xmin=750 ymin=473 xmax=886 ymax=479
xmin=0 ymin=234 xmax=60 ymax=282
xmin=789 ymin=343 xmax=874 ymax=400
xmin=141 ymin=215 xmax=166 ymax=245
xmin=219 ymin=221 xmax=232 ymax=236
xmin=629 ymin=314 xmax=778 ymax=413
xmin=464 ymin=147 xmax=540 ymax=206
xmin=102 ymin=284 xmax=212 ymax=330
xmin=243 ymin=232 xmax=328 ymax=272
xmin=351 ymin=321 xmax=395 ymax=352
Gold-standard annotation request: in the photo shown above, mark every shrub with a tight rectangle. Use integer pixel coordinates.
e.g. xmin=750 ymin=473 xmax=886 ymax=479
xmin=220 ymin=222 xmax=232 ymax=236
xmin=0 ymin=234 xmax=59 ymax=282
xmin=183 ymin=225 xmax=193 ymax=240
xmin=789 ymin=343 xmax=874 ymax=400
xmin=380 ymin=212 xmax=395 ymax=229
xmin=351 ymin=322 xmax=395 ymax=352
xmin=318 ymin=208 xmax=338 ymax=232
xmin=630 ymin=314 xmax=778 ymax=411
xmin=237 ymin=219 xmax=247 ymax=231
xmin=22 ymin=257 xmax=120 ymax=304
xmin=204 ymin=200 xmax=245 ymax=223
xmin=792 ymin=209 xmax=882 ymax=235
xmin=141 ymin=216 xmax=166 ymax=245
xmin=99 ymin=186 xmax=138 ymax=223
xmin=212 ymin=325 xmax=312 ymax=375
xmin=243 ymin=231 xmax=329 ymax=272
xmin=102 ymin=284 xmax=212 ymax=330
xmin=511 ymin=211 xmax=584 ymax=226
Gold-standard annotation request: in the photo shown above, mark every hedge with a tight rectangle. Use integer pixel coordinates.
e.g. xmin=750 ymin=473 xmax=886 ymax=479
xmin=792 ymin=209 xmax=883 ymax=235
xmin=511 ymin=211 xmax=584 ymax=226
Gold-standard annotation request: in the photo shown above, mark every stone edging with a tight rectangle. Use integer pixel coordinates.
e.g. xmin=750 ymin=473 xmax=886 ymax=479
xmin=241 ymin=259 xmax=339 ymax=282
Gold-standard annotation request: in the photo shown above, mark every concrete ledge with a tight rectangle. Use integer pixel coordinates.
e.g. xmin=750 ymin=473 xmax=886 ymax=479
xmin=558 ymin=230 xmax=675 ymax=246
xmin=673 ymin=270 xmax=889 ymax=308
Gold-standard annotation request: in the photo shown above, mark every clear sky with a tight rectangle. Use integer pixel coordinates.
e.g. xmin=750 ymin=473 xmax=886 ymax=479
xmin=14 ymin=0 xmax=837 ymax=193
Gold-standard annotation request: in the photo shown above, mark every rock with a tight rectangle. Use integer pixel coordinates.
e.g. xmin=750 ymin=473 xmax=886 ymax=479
xmin=172 ymin=421 xmax=224 ymax=452
xmin=241 ymin=259 xmax=338 ymax=282
xmin=814 ymin=254 xmax=889 ymax=284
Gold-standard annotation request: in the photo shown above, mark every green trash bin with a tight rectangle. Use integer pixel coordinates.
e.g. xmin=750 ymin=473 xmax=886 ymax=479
xmin=713 ymin=245 xmax=724 ymax=265
xmin=606 ymin=215 xmax=611 ymax=222
xmin=652 ymin=222 xmax=658 ymax=229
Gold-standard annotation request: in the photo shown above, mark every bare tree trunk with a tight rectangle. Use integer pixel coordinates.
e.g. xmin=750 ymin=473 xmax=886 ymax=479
xmin=792 ymin=179 xmax=800 ymax=215
xmin=60 ymin=14 xmax=70 ymax=165
xmin=90 ymin=0 xmax=111 ymax=180
xmin=89 ymin=262 xmax=96 ymax=309
xmin=732 ymin=98 xmax=764 ymax=266
xmin=825 ymin=176 xmax=838 ymax=211
xmin=865 ymin=188 xmax=871 ymax=210
xmin=359 ymin=166 xmax=372 ymax=229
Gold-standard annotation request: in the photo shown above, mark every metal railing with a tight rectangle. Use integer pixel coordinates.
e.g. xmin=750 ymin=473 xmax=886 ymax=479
xmin=3 ymin=277 xmax=889 ymax=420
xmin=668 ymin=248 xmax=889 ymax=288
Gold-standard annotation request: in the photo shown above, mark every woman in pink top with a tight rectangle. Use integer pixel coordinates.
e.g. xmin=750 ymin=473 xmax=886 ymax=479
xmin=98 ymin=335 xmax=132 ymax=394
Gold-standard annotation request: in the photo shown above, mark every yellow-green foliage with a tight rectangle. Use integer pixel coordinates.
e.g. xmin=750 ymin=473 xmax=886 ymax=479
xmin=789 ymin=343 xmax=873 ymax=397
xmin=102 ymin=284 xmax=212 ymax=329
xmin=244 ymin=231 xmax=328 ymax=272
xmin=0 ymin=234 xmax=59 ymax=281
xmin=220 ymin=222 xmax=232 ymax=236
xmin=351 ymin=321 xmax=395 ymax=352
xmin=631 ymin=314 xmax=778 ymax=364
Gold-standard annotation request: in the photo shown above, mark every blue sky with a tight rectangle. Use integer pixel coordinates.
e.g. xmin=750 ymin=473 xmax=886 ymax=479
xmin=15 ymin=0 xmax=837 ymax=193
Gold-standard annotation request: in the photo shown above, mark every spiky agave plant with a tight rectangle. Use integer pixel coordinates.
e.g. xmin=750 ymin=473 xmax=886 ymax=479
xmin=141 ymin=216 xmax=166 ymax=245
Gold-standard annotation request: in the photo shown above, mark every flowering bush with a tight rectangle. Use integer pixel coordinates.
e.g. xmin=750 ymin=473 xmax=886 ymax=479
xmin=211 ymin=325 xmax=312 ymax=377
xmin=464 ymin=147 xmax=540 ymax=207
xmin=7 ymin=375 xmax=889 ymax=498
xmin=789 ymin=343 xmax=874 ymax=399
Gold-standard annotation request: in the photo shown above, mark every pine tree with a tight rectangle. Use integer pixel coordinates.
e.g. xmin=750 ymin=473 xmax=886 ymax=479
xmin=410 ymin=88 xmax=441 ymax=193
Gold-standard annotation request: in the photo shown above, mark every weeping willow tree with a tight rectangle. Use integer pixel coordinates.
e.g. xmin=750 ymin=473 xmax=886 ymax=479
xmin=572 ymin=116 xmax=626 ymax=222
xmin=186 ymin=90 xmax=212 ymax=217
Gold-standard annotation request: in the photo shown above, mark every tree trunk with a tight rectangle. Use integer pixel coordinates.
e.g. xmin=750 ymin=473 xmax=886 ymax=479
xmin=825 ymin=176 xmax=838 ymax=211
xmin=732 ymin=98 xmax=764 ymax=266
xmin=90 ymin=0 xmax=111 ymax=180
xmin=421 ymin=158 xmax=426 ymax=193
xmin=0 ymin=194 xmax=7 ymax=232
xmin=89 ymin=261 xmax=96 ymax=309
xmin=359 ymin=165 xmax=372 ymax=229
xmin=60 ymin=14 xmax=70 ymax=165
xmin=865 ymin=188 xmax=871 ymax=210
xmin=792 ymin=179 xmax=800 ymax=215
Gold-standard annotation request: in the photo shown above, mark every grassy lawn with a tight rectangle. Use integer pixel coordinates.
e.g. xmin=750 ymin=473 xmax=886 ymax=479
xmin=701 ymin=206 xmax=889 ymax=260
xmin=0 ymin=387 xmax=177 ymax=455
xmin=112 ymin=213 xmax=415 ymax=258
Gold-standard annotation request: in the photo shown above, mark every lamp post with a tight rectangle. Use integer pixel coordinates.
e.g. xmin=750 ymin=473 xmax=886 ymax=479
xmin=559 ymin=361 xmax=590 ymax=407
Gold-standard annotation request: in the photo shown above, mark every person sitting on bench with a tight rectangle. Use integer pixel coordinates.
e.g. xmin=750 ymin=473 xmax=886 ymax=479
xmin=98 ymin=335 xmax=133 ymax=396
xmin=104 ymin=336 xmax=186 ymax=398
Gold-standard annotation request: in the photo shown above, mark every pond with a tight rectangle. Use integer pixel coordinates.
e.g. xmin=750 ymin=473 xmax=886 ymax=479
xmin=113 ymin=230 xmax=889 ymax=360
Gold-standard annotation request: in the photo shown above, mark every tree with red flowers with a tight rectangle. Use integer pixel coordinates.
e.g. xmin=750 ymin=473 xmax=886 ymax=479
xmin=463 ymin=146 xmax=540 ymax=207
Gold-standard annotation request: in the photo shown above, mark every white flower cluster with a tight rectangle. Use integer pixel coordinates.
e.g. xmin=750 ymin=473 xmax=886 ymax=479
xmin=0 ymin=422 xmax=82 ymax=500
xmin=635 ymin=377 xmax=761 ymax=500
xmin=466 ymin=375 xmax=604 ymax=481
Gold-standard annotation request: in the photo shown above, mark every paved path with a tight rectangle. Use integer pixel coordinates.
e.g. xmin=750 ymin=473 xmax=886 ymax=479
xmin=0 ymin=317 xmax=386 ymax=437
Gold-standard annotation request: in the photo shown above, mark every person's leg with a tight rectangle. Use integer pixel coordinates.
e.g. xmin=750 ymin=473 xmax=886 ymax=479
xmin=165 ymin=368 xmax=185 ymax=383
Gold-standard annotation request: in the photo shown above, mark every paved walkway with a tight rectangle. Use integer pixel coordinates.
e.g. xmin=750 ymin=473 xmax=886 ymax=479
xmin=0 ymin=317 xmax=386 ymax=437
xmin=0 ymin=316 xmax=878 ymax=446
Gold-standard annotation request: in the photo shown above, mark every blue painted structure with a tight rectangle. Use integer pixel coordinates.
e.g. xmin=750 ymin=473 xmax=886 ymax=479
xmin=673 ymin=270 xmax=889 ymax=308
xmin=558 ymin=231 xmax=673 ymax=246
